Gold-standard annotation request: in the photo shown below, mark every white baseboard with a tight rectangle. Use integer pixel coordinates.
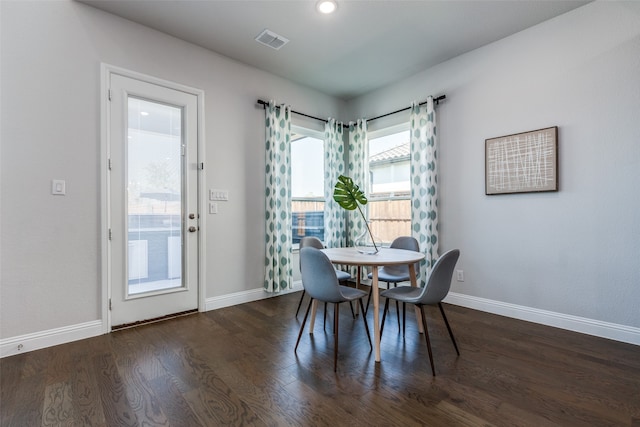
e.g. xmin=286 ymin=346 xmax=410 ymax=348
xmin=444 ymin=292 xmax=640 ymax=346
xmin=0 ymin=320 xmax=104 ymax=358
xmin=204 ymin=282 xmax=303 ymax=311
xmin=0 ymin=284 xmax=306 ymax=359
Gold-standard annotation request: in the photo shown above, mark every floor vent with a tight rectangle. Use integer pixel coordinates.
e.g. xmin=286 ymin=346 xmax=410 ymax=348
xmin=255 ymin=29 xmax=289 ymax=50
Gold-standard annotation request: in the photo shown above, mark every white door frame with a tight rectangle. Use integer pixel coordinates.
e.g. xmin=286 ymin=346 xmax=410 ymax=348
xmin=100 ymin=64 xmax=206 ymax=332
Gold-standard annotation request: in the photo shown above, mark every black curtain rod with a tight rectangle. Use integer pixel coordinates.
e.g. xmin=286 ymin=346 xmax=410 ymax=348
xmin=256 ymin=94 xmax=446 ymax=125
xmin=368 ymin=95 xmax=446 ymax=123
xmin=257 ymin=99 xmax=329 ymax=123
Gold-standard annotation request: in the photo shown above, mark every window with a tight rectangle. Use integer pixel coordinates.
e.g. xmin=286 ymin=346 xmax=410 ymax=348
xmin=367 ymin=124 xmax=411 ymax=245
xmin=291 ymin=126 xmax=325 ymax=245
xmin=289 ymin=124 xmax=411 ymax=246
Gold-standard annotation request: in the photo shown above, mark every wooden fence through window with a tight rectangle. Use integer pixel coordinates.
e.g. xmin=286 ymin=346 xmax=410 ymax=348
xmin=292 ymin=199 xmax=411 ymax=244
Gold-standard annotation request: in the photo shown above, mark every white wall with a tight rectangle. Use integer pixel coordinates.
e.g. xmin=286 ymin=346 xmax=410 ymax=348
xmin=349 ymin=1 xmax=640 ymax=330
xmin=0 ymin=1 xmax=345 ymax=341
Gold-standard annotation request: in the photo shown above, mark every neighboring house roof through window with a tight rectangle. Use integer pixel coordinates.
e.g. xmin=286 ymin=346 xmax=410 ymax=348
xmin=369 ymin=142 xmax=409 ymax=165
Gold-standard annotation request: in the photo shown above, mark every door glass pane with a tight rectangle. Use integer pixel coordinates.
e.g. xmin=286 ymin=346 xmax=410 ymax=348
xmin=127 ymin=97 xmax=183 ymax=295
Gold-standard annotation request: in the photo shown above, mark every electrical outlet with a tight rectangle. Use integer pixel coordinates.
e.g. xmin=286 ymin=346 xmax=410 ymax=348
xmin=52 ymin=179 xmax=66 ymax=195
xmin=456 ymin=269 xmax=465 ymax=282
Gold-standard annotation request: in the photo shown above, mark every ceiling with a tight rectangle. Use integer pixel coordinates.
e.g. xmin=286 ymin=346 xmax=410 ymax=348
xmin=80 ymin=0 xmax=590 ymax=100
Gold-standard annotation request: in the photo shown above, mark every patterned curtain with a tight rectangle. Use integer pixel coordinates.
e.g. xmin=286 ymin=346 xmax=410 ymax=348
xmin=347 ymin=119 xmax=369 ymax=246
xmin=264 ymin=101 xmax=292 ymax=293
xmin=323 ymin=119 xmax=346 ymax=249
xmin=409 ymin=97 xmax=439 ymax=284
xmin=347 ymin=119 xmax=368 ymax=278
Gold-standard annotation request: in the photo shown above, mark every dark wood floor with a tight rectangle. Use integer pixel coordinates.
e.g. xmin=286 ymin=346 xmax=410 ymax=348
xmin=2 ymin=291 xmax=639 ymax=426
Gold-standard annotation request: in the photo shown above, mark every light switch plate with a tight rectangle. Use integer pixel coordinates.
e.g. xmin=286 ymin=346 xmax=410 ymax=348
xmin=209 ymin=189 xmax=229 ymax=201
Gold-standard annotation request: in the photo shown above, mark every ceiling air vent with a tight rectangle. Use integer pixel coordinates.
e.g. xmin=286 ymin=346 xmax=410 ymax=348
xmin=255 ymin=29 xmax=289 ymax=50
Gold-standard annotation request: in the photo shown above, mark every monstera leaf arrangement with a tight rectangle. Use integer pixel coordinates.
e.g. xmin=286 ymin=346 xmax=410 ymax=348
xmin=333 ymin=175 xmax=379 ymax=253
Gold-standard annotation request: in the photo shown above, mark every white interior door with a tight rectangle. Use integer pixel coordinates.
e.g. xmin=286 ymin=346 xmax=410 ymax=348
xmin=108 ymin=72 xmax=199 ymax=328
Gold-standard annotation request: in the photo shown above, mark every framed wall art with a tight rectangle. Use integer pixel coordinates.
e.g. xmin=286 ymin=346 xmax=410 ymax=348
xmin=485 ymin=126 xmax=558 ymax=195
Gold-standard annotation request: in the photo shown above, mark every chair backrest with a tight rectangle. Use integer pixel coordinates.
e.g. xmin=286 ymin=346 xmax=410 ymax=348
xmin=299 ymin=247 xmax=344 ymax=303
xmin=418 ymin=249 xmax=460 ymax=305
xmin=299 ymin=236 xmax=324 ymax=270
xmin=299 ymin=236 xmax=324 ymax=250
xmin=383 ymin=236 xmax=420 ymax=277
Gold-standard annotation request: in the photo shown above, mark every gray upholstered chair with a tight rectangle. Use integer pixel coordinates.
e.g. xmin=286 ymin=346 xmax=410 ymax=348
xmin=366 ymin=236 xmax=420 ymax=333
xmin=295 ymin=236 xmax=351 ymax=317
xmin=380 ymin=249 xmax=460 ymax=376
xmin=295 ymin=247 xmax=372 ymax=371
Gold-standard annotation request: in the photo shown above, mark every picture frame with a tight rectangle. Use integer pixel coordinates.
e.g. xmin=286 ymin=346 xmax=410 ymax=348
xmin=485 ymin=126 xmax=558 ymax=195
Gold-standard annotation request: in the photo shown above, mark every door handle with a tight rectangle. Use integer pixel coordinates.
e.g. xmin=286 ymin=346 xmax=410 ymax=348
xmin=188 ymin=226 xmax=197 ymax=232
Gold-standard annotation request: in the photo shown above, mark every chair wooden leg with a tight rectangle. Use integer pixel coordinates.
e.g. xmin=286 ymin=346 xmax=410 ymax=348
xmin=334 ymin=303 xmax=340 ymax=372
xmin=419 ymin=305 xmax=436 ymax=376
xmin=295 ymin=290 xmax=306 ymax=317
xmin=349 ymin=301 xmax=355 ymax=319
xmin=358 ymin=298 xmax=373 ymax=350
xmin=295 ymin=298 xmax=313 ymax=352
xmin=380 ymin=298 xmax=390 ymax=339
xmin=438 ymin=302 xmax=460 ymax=355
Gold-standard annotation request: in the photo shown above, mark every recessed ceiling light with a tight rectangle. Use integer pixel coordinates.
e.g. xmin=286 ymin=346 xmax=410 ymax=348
xmin=317 ymin=0 xmax=337 ymax=14
xmin=140 ymin=111 xmax=149 ymax=116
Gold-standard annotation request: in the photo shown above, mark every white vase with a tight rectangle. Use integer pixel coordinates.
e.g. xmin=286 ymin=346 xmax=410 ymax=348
xmin=354 ymin=221 xmax=382 ymax=254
